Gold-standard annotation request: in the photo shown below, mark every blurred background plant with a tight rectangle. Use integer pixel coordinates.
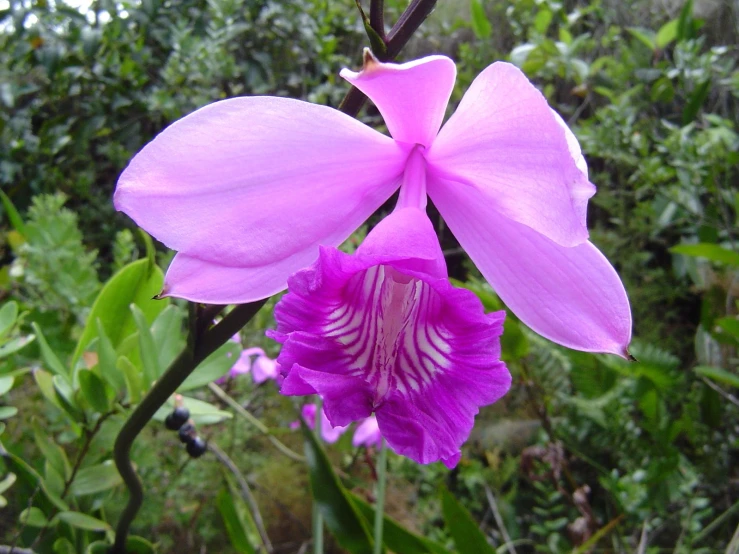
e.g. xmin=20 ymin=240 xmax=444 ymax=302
xmin=0 ymin=0 xmax=737 ymax=552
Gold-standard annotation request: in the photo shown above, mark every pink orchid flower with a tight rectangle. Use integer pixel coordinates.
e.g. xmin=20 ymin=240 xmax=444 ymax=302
xmin=290 ymin=404 xmax=348 ymax=444
xmin=114 ymin=53 xmax=632 ymax=466
xmin=353 ymin=416 xmax=383 ymax=449
xmin=217 ymin=345 xmax=279 ymax=384
xmin=114 ymin=52 xmax=631 ymax=357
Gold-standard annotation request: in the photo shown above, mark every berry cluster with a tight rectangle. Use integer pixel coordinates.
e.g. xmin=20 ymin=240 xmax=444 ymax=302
xmin=164 ymin=400 xmax=207 ymax=458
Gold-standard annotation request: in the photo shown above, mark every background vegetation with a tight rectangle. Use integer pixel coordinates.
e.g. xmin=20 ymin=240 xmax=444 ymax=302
xmin=0 ymin=0 xmax=738 ymax=552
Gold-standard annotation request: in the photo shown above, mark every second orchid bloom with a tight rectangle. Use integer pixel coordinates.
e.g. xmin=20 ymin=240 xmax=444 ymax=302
xmin=114 ymin=52 xmax=632 ymax=467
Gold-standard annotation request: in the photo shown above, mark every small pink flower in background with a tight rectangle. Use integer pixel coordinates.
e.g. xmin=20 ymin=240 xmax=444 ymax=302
xmin=291 ymin=404 xmax=348 ymax=444
xmin=353 ymin=416 xmax=382 ymax=449
xmin=217 ymin=344 xmax=280 ymax=384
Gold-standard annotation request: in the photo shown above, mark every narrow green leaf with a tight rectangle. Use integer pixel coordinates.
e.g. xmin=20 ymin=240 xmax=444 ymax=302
xmin=302 ymin=422 xmax=374 ymax=554
xmin=440 ymin=487 xmax=496 ymax=554
xmin=351 ymin=492 xmax=452 ymax=554
xmin=131 ymin=304 xmax=161 ymax=386
xmin=670 ymin=243 xmax=739 ymax=267
xmin=0 ymin=301 xmax=18 ymax=339
xmin=682 ymin=79 xmax=710 ymax=125
xmin=31 ymin=322 xmax=68 ymax=378
xmin=155 ymin=395 xmax=232 ymax=425
xmin=470 ymin=0 xmax=492 ymax=39
xmin=655 ymin=19 xmax=678 ymax=48
xmin=217 ymin=488 xmax=257 ymax=554
xmin=696 ymin=365 xmax=739 ymax=388
xmin=676 ymin=0 xmax=695 ymax=41
xmin=0 ymin=438 xmax=69 ymax=512
xmin=33 ymin=420 xmax=71 ymax=479
xmin=33 ymin=368 xmax=67 ymax=413
xmin=0 ymin=335 xmax=34 ymax=358
xmin=79 ymin=369 xmax=113 ymax=413
xmin=56 ymin=511 xmax=112 ymax=532
xmin=626 ymin=27 xmax=656 ymax=50
xmin=70 ymin=461 xmax=123 ymax=496
xmin=716 ymin=317 xmax=739 ymax=338
xmin=0 ymin=406 xmax=17 ymax=420
xmin=52 ymin=374 xmax=83 ymax=420
xmin=179 ymin=340 xmax=241 ymax=392
xmin=72 ymin=258 xmax=166 ymax=367
xmin=0 ymin=472 xmax=16 ymax=494
xmin=0 ymin=189 xmax=28 ymax=238
xmin=20 ymin=506 xmax=50 ymax=527
xmin=533 ymin=8 xmax=553 ymax=34
xmin=117 ymin=355 xmax=142 ymax=404
xmin=0 ymin=375 xmax=13 ymax=396
xmin=95 ymin=319 xmax=126 ymax=394
xmin=53 ymin=538 xmax=77 ymax=554
xmin=150 ymin=305 xmax=185 ymax=370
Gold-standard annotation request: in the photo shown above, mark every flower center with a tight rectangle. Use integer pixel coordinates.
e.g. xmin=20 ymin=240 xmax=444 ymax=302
xmin=324 ymin=264 xmax=452 ymax=407
xmin=396 ymin=145 xmax=427 ymax=211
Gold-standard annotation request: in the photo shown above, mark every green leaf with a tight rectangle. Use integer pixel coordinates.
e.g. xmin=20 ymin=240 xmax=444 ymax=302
xmin=655 ymin=19 xmax=678 ymax=48
xmin=56 ymin=511 xmax=112 ymax=532
xmin=20 ymin=506 xmax=50 ymax=527
xmin=117 ymin=355 xmax=143 ymax=404
xmin=155 ymin=395 xmax=232 ymax=425
xmin=53 ymin=538 xmax=77 ymax=554
xmin=79 ymin=369 xmax=113 ymax=413
xmin=95 ymin=319 xmax=126 ymax=394
xmin=533 ymin=9 xmax=553 ymax=34
xmin=350 ymin=492 xmax=452 ymax=554
xmin=70 ymin=461 xmax=123 ymax=496
xmin=716 ymin=317 xmax=739 ymax=339
xmin=0 ymin=335 xmax=34 ymax=358
xmin=217 ymin=488 xmax=258 ymax=554
xmin=626 ymin=27 xmax=656 ymax=50
xmin=0 ymin=189 xmax=28 ymax=238
xmin=0 ymin=301 xmax=18 ymax=339
xmin=302 ymin=422 xmax=374 ymax=554
xmin=470 ymin=0 xmax=492 ymax=39
xmin=33 ymin=420 xmax=71 ymax=479
xmin=0 ymin=438 xmax=69 ymax=512
xmin=0 ymin=472 xmax=16 ymax=494
xmin=53 ymin=374 xmax=83 ymax=420
xmin=676 ymin=0 xmax=695 ymax=41
xmin=682 ymin=79 xmax=710 ymax=125
xmin=131 ymin=304 xmax=161 ymax=386
xmin=670 ymin=243 xmax=739 ymax=267
xmin=34 ymin=368 xmax=67 ymax=413
xmin=440 ymin=487 xmax=496 ymax=554
xmin=179 ymin=340 xmax=241 ymax=392
xmin=695 ymin=366 xmax=739 ymax=388
xmin=0 ymin=375 xmax=13 ymax=396
xmin=72 ymin=258 xmax=167 ymax=367
xmin=150 ymin=305 xmax=185 ymax=370
xmin=31 ymin=322 xmax=69 ymax=378
xmin=0 ymin=407 xmax=17 ymax=420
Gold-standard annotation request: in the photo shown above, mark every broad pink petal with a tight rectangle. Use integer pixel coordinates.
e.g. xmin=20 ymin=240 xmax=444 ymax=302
xmin=272 ymin=209 xmax=510 ymax=466
xmin=115 ymin=97 xmax=406 ymax=302
xmin=252 ymin=355 xmax=278 ymax=384
xmin=340 ymin=53 xmax=456 ymax=148
xmin=426 ymin=62 xmax=595 ymax=247
xmin=428 ymin=178 xmax=632 ymax=356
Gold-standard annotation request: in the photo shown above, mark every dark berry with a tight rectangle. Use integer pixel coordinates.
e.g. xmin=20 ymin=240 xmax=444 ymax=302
xmin=186 ymin=436 xmax=207 ymax=458
xmin=178 ymin=422 xmax=195 ymax=443
xmin=164 ymin=406 xmax=190 ymax=430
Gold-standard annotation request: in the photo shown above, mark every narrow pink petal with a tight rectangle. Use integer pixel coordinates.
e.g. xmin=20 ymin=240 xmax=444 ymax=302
xmin=252 ymin=355 xmax=278 ymax=384
xmin=115 ymin=97 xmax=405 ymax=302
xmin=426 ymin=62 xmax=595 ymax=247
xmin=340 ymin=52 xmax=456 ymax=148
xmin=429 ymin=179 xmax=632 ymax=356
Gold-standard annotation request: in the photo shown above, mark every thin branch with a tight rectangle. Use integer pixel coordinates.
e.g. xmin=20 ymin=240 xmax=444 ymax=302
xmin=702 ymin=376 xmax=739 ymax=409
xmin=483 ymin=484 xmax=517 ymax=554
xmin=209 ymin=442 xmax=273 ymax=553
xmin=208 ymin=382 xmax=305 ymax=463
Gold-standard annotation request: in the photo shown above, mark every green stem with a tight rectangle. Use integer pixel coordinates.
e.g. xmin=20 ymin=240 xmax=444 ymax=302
xmin=312 ymin=397 xmax=324 ymax=554
xmin=111 ymin=300 xmax=266 ymax=554
xmin=373 ymin=438 xmax=387 ymax=554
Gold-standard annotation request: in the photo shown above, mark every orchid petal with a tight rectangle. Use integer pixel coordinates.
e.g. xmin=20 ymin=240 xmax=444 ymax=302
xmin=427 ymin=62 xmax=595 ymax=247
xmin=429 ymin=179 xmax=632 ymax=356
xmin=115 ymin=96 xmax=406 ymax=302
xmin=340 ymin=52 xmax=456 ymax=148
